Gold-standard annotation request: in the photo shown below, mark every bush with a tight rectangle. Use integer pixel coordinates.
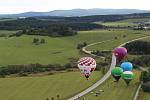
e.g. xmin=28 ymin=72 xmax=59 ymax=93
xmin=140 ymin=71 xmax=150 ymax=83
xmin=77 ymin=42 xmax=87 ymax=49
xmin=132 ymin=56 xmax=150 ymax=67
xmin=18 ymin=72 xmax=28 ymax=77
xmin=142 ymin=82 xmax=150 ymax=92
xmin=40 ymin=39 xmax=45 ymax=44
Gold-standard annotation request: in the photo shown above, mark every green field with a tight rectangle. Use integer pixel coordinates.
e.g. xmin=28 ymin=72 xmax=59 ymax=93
xmin=141 ymin=37 xmax=150 ymax=42
xmin=0 ymin=30 xmax=117 ymax=66
xmin=95 ymin=18 xmax=150 ymax=27
xmin=0 ymin=30 xmax=17 ymax=36
xmin=139 ymin=91 xmax=150 ymax=100
xmin=80 ymin=70 xmax=140 ymax=100
xmin=0 ymin=18 xmax=16 ymax=21
xmin=0 ymin=29 xmax=149 ymax=100
xmin=0 ymin=29 xmax=143 ymax=66
xmin=87 ymin=30 xmax=150 ymax=51
xmin=0 ymin=71 xmax=101 ymax=100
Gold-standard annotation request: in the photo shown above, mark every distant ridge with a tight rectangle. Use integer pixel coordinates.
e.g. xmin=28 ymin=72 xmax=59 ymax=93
xmin=0 ymin=8 xmax=150 ymax=18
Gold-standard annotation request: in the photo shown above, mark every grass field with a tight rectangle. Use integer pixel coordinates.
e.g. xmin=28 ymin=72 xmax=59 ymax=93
xmin=95 ymin=18 xmax=150 ymax=27
xmin=0 ymin=18 xmax=16 ymax=21
xmin=0 ymin=30 xmax=118 ymax=66
xmin=80 ymin=70 xmax=140 ymax=100
xmin=0 ymin=71 xmax=101 ymax=100
xmin=0 ymin=30 xmax=17 ymax=36
xmin=140 ymin=37 xmax=150 ymax=42
xmin=0 ymin=29 xmax=144 ymax=66
xmin=87 ymin=30 xmax=150 ymax=51
xmin=139 ymin=90 xmax=150 ymax=100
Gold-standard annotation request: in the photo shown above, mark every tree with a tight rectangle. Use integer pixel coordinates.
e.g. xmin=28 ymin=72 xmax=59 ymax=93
xmin=114 ymin=36 xmax=118 ymax=39
xmin=83 ymin=42 xmax=87 ymax=47
xmin=40 ymin=38 xmax=45 ymax=44
xmin=51 ymin=97 xmax=54 ymax=100
xmin=33 ymin=38 xmax=39 ymax=44
xmin=56 ymin=94 xmax=60 ymax=100
xmin=46 ymin=98 xmax=49 ymax=100
xmin=123 ymin=35 xmax=126 ymax=38
xmin=102 ymin=67 xmax=106 ymax=75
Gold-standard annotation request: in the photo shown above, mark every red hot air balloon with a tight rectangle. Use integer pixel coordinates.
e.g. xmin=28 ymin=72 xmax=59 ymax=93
xmin=78 ymin=57 xmax=96 ymax=79
xmin=113 ymin=47 xmax=127 ymax=62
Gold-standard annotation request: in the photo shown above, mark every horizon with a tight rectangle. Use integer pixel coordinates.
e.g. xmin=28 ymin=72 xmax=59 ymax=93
xmin=0 ymin=8 xmax=149 ymax=15
xmin=0 ymin=0 xmax=150 ymax=14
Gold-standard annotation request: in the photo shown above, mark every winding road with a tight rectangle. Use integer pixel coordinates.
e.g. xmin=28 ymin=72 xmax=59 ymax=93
xmin=68 ymin=35 xmax=150 ymax=100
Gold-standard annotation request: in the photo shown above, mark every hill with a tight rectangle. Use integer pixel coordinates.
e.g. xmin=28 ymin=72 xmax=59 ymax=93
xmin=0 ymin=8 xmax=149 ymax=18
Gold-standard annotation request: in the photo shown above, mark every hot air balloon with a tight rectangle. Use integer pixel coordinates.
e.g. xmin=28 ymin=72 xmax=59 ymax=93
xmin=111 ymin=67 xmax=123 ymax=82
xmin=113 ymin=47 xmax=127 ymax=62
xmin=78 ymin=57 xmax=96 ymax=79
xmin=121 ymin=62 xmax=133 ymax=71
xmin=121 ymin=71 xmax=134 ymax=86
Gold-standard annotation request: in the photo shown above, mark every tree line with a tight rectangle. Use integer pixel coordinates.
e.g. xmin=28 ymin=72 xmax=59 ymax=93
xmin=0 ymin=17 xmax=104 ymax=37
xmin=36 ymin=13 xmax=150 ymax=23
xmin=0 ymin=63 xmax=76 ymax=77
xmin=140 ymin=69 xmax=150 ymax=92
xmin=124 ymin=40 xmax=150 ymax=55
xmin=0 ymin=57 xmax=112 ymax=78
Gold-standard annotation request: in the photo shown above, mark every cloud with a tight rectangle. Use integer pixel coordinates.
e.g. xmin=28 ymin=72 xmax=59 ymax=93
xmin=0 ymin=0 xmax=149 ymax=14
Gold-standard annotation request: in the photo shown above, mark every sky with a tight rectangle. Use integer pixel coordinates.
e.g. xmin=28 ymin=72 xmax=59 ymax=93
xmin=0 ymin=0 xmax=150 ymax=14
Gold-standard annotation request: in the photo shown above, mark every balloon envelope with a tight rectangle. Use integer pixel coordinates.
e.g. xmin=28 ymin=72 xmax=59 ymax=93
xmin=121 ymin=62 xmax=133 ymax=71
xmin=121 ymin=71 xmax=134 ymax=85
xmin=113 ymin=47 xmax=127 ymax=62
xmin=111 ymin=67 xmax=123 ymax=81
xmin=78 ymin=57 xmax=96 ymax=79
xmin=78 ymin=57 xmax=96 ymax=72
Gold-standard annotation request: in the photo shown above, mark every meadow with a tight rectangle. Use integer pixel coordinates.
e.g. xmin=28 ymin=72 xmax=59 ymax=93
xmin=0 ymin=29 xmax=135 ymax=66
xmin=95 ymin=18 xmax=150 ymax=27
xmin=87 ymin=30 xmax=150 ymax=51
xmin=139 ymin=91 xmax=150 ymax=100
xmin=0 ymin=28 xmax=149 ymax=100
xmin=0 ymin=71 xmax=101 ymax=100
xmin=80 ymin=70 xmax=141 ymax=100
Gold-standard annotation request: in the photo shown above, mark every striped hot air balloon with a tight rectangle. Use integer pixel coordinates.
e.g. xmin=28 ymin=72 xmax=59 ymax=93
xmin=78 ymin=57 xmax=96 ymax=79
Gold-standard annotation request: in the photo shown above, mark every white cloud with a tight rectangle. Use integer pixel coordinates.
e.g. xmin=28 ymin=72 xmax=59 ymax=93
xmin=0 ymin=0 xmax=149 ymax=14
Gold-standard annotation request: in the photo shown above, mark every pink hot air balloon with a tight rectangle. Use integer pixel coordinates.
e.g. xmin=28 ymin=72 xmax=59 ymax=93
xmin=113 ymin=47 xmax=127 ymax=62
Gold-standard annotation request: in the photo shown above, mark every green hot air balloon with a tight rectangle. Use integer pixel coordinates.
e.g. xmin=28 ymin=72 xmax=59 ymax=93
xmin=122 ymin=71 xmax=134 ymax=86
xmin=111 ymin=67 xmax=123 ymax=82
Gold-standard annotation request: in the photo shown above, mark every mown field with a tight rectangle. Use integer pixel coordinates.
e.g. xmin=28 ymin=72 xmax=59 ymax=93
xmin=0 ymin=71 xmax=101 ymax=100
xmin=80 ymin=70 xmax=140 ymax=100
xmin=0 ymin=29 xmax=140 ymax=66
xmin=95 ymin=18 xmax=150 ymax=27
xmin=87 ymin=30 xmax=150 ymax=51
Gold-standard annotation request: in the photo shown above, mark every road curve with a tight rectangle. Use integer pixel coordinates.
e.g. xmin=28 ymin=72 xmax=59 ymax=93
xmin=68 ymin=35 xmax=150 ymax=100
